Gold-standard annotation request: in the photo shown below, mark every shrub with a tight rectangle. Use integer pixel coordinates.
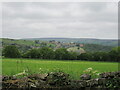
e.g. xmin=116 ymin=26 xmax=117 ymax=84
xmin=3 ymin=45 xmax=21 ymax=58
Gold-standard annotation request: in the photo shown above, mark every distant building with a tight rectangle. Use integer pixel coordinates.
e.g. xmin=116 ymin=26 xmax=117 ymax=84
xmin=80 ymin=44 xmax=84 ymax=47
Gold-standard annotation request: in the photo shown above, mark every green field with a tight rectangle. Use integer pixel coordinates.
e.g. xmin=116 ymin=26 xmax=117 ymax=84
xmin=2 ymin=58 xmax=118 ymax=79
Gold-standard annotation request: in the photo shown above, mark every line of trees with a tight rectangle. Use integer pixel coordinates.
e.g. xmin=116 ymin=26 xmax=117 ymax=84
xmin=2 ymin=45 xmax=120 ymax=62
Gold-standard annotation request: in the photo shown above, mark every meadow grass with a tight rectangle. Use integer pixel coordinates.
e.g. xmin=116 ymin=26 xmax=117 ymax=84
xmin=2 ymin=58 xmax=118 ymax=79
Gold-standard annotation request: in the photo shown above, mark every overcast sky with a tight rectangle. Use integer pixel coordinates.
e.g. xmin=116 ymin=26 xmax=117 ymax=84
xmin=2 ymin=2 xmax=118 ymax=39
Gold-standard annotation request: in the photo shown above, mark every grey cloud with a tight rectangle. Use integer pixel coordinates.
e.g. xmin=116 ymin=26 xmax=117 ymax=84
xmin=2 ymin=2 xmax=118 ymax=39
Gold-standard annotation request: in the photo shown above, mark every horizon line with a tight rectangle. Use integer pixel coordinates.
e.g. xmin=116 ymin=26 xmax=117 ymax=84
xmin=1 ymin=37 xmax=118 ymax=40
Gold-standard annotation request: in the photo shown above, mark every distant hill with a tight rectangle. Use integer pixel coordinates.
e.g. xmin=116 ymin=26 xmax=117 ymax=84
xmin=23 ymin=38 xmax=118 ymax=46
xmin=1 ymin=38 xmax=115 ymax=52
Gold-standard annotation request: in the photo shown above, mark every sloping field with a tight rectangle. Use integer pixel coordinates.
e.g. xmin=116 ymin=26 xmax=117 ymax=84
xmin=2 ymin=58 xmax=118 ymax=79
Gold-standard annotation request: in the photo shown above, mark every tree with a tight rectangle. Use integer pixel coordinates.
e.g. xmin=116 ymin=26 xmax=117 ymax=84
xmin=3 ymin=45 xmax=21 ymax=58
xmin=99 ymin=52 xmax=110 ymax=61
xmin=38 ymin=47 xmax=54 ymax=59
xmin=77 ymin=53 xmax=93 ymax=61
xmin=40 ymin=42 xmax=47 ymax=47
xmin=92 ymin=52 xmax=109 ymax=61
xmin=109 ymin=47 xmax=120 ymax=62
xmin=34 ymin=40 xmax=40 ymax=44
xmin=54 ymin=48 xmax=69 ymax=60
xmin=23 ymin=48 xmax=39 ymax=58
xmin=68 ymin=52 xmax=78 ymax=60
xmin=92 ymin=52 xmax=102 ymax=61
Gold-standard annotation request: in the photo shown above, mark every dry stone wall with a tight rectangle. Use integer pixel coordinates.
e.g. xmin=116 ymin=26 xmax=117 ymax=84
xmin=2 ymin=71 xmax=120 ymax=89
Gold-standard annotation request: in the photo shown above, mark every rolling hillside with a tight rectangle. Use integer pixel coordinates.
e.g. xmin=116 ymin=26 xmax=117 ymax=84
xmin=23 ymin=38 xmax=118 ymax=46
xmin=1 ymin=38 xmax=115 ymax=52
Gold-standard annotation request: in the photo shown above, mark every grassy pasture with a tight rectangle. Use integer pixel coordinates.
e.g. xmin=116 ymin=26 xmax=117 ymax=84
xmin=2 ymin=58 xmax=118 ymax=79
